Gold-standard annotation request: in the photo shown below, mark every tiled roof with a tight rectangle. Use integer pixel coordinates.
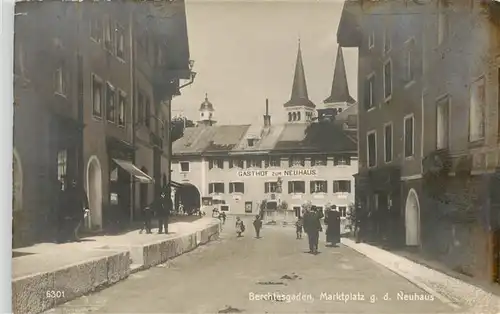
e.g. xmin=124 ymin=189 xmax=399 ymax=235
xmin=173 ymin=122 xmax=357 ymax=156
xmin=272 ymin=122 xmax=357 ymax=153
xmin=172 ymin=125 xmax=250 ymax=155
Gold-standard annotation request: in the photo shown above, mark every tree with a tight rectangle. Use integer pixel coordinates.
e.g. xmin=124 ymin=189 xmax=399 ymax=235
xmin=170 ymin=117 xmax=194 ymax=142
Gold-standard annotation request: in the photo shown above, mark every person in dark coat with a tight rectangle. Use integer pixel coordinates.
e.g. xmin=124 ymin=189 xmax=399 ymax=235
xmin=303 ymin=207 xmax=322 ymax=254
xmin=139 ymin=203 xmax=153 ymax=234
xmin=63 ymin=179 xmax=89 ymax=242
xmin=325 ymin=205 xmax=341 ymax=246
xmin=157 ymin=191 xmax=171 ymax=234
xmin=253 ymin=215 xmax=263 ymax=238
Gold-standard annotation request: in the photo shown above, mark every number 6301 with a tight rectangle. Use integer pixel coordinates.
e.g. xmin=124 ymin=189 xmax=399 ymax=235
xmin=46 ymin=290 xmax=65 ymax=298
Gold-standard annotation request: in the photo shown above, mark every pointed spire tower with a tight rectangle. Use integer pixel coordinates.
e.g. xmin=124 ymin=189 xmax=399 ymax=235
xmin=322 ymin=46 xmax=355 ymax=118
xmin=198 ymin=93 xmax=217 ymax=127
xmin=283 ymin=38 xmax=315 ymax=124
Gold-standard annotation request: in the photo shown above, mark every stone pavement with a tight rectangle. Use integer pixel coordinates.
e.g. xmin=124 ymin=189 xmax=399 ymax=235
xmin=12 ymin=217 xmax=221 ymax=314
xmin=47 ymin=224 xmax=466 ymax=314
xmin=341 ymin=238 xmax=500 ymax=314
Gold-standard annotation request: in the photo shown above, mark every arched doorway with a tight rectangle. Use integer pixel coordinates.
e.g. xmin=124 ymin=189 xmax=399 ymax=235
xmin=86 ymin=156 xmax=103 ymax=230
xmin=175 ymin=184 xmax=201 ymax=214
xmin=12 ymin=149 xmax=23 ymax=212
xmin=405 ymin=188 xmax=421 ymax=246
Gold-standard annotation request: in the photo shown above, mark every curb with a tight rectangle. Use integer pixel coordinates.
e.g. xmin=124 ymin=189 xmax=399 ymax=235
xmin=341 ymin=238 xmax=500 ymax=313
xmin=12 ymin=221 xmax=221 ymax=314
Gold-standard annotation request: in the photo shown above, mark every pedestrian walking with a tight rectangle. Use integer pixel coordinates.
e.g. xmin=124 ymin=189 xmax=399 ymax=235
xmin=325 ymin=205 xmax=341 ymax=246
xmin=303 ymin=207 xmax=322 ymax=254
xmin=61 ymin=179 xmax=89 ymax=242
xmin=220 ymin=211 xmax=226 ymax=224
xmin=253 ymin=215 xmax=263 ymax=238
xmin=235 ymin=217 xmax=245 ymax=237
xmin=295 ymin=217 xmax=303 ymax=239
xmin=212 ymin=207 xmax=219 ymax=218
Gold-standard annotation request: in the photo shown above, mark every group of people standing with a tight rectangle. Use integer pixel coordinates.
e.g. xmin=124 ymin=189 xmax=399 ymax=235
xmin=297 ymin=205 xmax=341 ymax=254
xmin=140 ymin=189 xmax=172 ymax=234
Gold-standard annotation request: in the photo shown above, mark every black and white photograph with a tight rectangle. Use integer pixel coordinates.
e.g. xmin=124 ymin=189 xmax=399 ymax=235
xmin=9 ymin=0 xmax=500 ymax=313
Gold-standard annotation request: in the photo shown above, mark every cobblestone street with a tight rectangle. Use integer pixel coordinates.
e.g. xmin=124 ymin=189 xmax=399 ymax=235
xmin=46 ymin=222 xmax=465 ymax=314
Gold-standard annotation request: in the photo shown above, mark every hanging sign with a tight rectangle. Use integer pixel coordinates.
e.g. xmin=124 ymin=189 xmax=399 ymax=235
xmin=237 ymin=169 xmax=317 ymax=178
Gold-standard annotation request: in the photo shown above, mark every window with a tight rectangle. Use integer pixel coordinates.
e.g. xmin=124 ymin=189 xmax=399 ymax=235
xmin=383 ymin=28 xmax=391 ymax=53
xmin=384 ymin=123 xmax=393 ymax=163
xmin=246 ymin=158 xmax=262 ymax=168
xmin=208 ymin=159 xmax=224 ymax=170
xmin=368 ymin=31 xmax=375 ymax=49
xmin=438 ymin=0 xmax=449 ymax=45
xmin=334 ymin=156 xmax=351 ymax=166
xmin=311 ymin=155 xmax=327 ymax=166
xmin=229 ymin=159 xmax=244 ymax=169
xmin=90 ymin=18 xmax=102 ymax=42
xmin=92 ymin=75 xmax=103 ymax=117
xmin=469 ymin=77 xmax=486 ymax=142
xmin=57 ymin=149 xmax=68 ymax=191
xmin=55 ymin=66 xmax=65 ymax=95
xmin=292 ymin=112 xmax=297 ymax=121
xmin=208 ymin=183 xmax=224 ymax=194
xmin=367 ymin=131 xmax=377 ymax=168
xmin=288 ymin=181 xmax=305 ymax=194
xmin=436 ymin=96 xmax=450 ymax=149
xmin=145 ymin=97 xmax=151 ymax=128
xmin=247 ymin=139 xmax=256 ymax=147
xmin=104 ymin=17 xmax=113 ymax=52
xmin=310 ymin=181 xmax=327 ymax=193
xmin=288 ymin=156 xmax=305 ymax=167
xmin=264 ymin=182 xmax=278 ymax=193
xmin=180 ymin=162 xmax=190 ymax=172
xmin=116 ymin=24 xmax=125 ymax=60
xmin=265 ymin=157 xmax=281 ymax=168
xmin=229 ymin=182 xmax=245 ymax=194
xmin=106 ymin=83 xmax=116 ymax=122
xmin=338 ymin=206 xmax=347 ymax=218
xmin=288 ymin=112 xmax=292 ymax=122
xmin=333 ymin=180 xmax=351 ymax=193
xmin=405 ymin=39 xmax=415 ymax=83
xmin=118 ymin=92 xmax=126 ymax=126
xmin=297 ymin=112 xmax=301 ymax=121
xmin=383 ymin=60 xmax=392 ymax=101
xmin=138 ymin=93 xmax=145 ymax=125
xmin=365 ymin=75 xmax=375 ymax=110
xmin=404 ymin=115 xmax=415 ymax=158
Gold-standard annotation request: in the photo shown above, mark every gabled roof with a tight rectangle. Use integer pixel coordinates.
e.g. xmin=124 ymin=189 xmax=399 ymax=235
xmin=173 ymin=122 xmax=357 ymax=156
xmin=283 ymin=40 xmax=315 ymax=109
xmin=271 ymin=122 xmax=357 ymax=153
xmin=324 ymin=46 xmax=356 ymax=104
xmin=172 ymin=125 xmax=250 ymax=155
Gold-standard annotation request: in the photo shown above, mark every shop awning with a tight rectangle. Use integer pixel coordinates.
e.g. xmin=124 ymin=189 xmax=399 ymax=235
xmin=112 ymin=159 xmax=154 ymax=184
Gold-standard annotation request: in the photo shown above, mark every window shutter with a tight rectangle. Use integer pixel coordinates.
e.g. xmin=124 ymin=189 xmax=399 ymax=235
xmin=310 ymin=181 xmax=314 ymax=193
xmin=209 ymin=184 xmax=213 ymax=194
xmin=288 ymin=181 xmax=293 ymax=193
xmin=229 ymin=183 xmax=233 ymax=193
xmin=209 ymin=160 xmax=213 ymax=170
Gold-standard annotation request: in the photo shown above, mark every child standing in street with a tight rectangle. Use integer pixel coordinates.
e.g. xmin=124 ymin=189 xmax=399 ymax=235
xmin=139 ymin=204 xmax=153 ymax=234
xmin=235 ymin=217 xmax=245 ymax=237
xmin=295 ymin=217 xmax=303 ymax=239
xmin=253 ymin=215 xmax=263 ymax=238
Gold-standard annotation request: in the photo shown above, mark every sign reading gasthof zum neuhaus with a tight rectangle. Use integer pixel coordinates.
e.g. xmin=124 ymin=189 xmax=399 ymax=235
xmin=237 ymin=169 xmax=317 ymax=178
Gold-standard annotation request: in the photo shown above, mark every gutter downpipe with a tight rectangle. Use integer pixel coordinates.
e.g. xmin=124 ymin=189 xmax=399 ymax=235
xmin=129 ymin=7 xmax=136 ymax=223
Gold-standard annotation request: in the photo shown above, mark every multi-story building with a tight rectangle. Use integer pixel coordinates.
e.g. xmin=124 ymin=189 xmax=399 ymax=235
xmin=172 ymin=42 xmax=358 ymax=220
xmin=339 ymin=0 xmax=500 ymax=282
xmin=12 ymin=1 xmax=193 ymax=246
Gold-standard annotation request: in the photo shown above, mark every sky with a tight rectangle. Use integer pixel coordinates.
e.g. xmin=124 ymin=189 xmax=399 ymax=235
xmin=172 ymin=0 xmax=359 ymax=125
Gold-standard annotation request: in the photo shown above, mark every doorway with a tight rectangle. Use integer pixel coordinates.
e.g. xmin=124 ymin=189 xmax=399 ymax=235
xmin=86 ymin=156 xmax=103 ymax=230
xmin=405 ymin=188 xmax=421 ymax=246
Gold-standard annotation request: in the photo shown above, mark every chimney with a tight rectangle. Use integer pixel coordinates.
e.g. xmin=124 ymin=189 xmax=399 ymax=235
xmin=263 ymin=98 xmax=271 ymax=127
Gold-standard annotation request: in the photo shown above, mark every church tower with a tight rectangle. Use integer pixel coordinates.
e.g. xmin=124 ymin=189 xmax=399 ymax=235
xmin=322 ymin=46 xmax=355 ymax=116
xmin=283 ymin=39 xmax=315 ymax=124
xmin=198 ymin=93 xmax=216 ymax=127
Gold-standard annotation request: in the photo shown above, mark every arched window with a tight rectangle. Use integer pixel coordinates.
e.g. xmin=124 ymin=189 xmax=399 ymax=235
xmin=288 ymin=112 xmax=292 ymax=122
xmin=292 ymin=112 xmax=297 ymax=121
xmin=297 ymin=112 xmax=301 ymax=121
xmin=12 ymin=151 xmax=22 ymax=211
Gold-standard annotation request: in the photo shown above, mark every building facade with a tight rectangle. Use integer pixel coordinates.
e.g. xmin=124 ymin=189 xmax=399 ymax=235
xmin=172 ymin=42 xmax=358 ymax=220
xmin=339 ymin=0 xmax=500 ymax=282
xmin=13 ymin=1 xmax=193 ymax=247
